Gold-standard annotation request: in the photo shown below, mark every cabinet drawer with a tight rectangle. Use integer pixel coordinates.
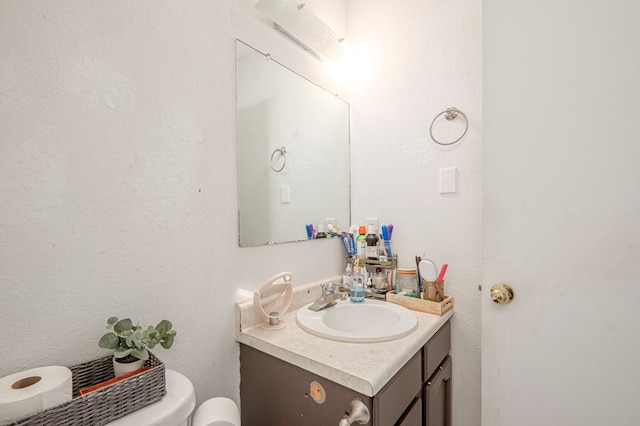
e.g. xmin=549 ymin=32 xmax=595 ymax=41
xmin=374 ymin=351 xmax=422 ymax=426
xmin=423 ymin=321 xmax=451 ymax=381
xmin=397 ymin=396 xmax=422 ymax=426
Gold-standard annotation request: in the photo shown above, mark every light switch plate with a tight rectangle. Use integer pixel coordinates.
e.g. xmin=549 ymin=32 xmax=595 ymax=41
xmin=439 ymin=167 xmax=457 ymax=194
xmin=280 ymin=185 xmax=290 ymax=203
xmin=365 ymin=217 xmax=379 ymax=232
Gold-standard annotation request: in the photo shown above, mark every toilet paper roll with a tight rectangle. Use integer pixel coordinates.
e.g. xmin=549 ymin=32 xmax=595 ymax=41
xmin=192 ymin=397 xmax=240 ymax=426
xmin=0 ymin=366 xmax=73 ymax=423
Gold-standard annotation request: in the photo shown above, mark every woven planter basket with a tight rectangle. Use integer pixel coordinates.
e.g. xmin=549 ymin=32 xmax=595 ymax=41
xmin=3 ymin=352 xmax=166 ymax=426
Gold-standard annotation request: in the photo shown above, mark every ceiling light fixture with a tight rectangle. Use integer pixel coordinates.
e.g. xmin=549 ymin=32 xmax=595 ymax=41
xmin=255 ymin=0 xmax=345 ymax=62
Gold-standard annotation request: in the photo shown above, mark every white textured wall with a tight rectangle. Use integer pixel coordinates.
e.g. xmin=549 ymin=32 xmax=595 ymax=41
xmin=0 ymin=0 xmax=346 ymax=409
xmin=348 ymin=1 xmax=482 ymax=425
xmin=1 ymin=0 xmax=481 ymax=424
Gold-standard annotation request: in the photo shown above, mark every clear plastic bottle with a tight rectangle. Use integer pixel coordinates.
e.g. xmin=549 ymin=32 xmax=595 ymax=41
xmin=342 ymin=263 xmax=353 ymax=288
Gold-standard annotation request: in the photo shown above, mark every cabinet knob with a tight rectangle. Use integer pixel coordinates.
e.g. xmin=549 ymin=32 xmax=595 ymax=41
xmin=338 ymin=398 xmax=370 ymax=425
xmin=490 ymin=282 xmax=514 ymax=304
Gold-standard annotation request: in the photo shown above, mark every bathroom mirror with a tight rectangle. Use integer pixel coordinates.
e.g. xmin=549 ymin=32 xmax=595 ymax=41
xmin=236 ymin=40 xmax=350 ymax=247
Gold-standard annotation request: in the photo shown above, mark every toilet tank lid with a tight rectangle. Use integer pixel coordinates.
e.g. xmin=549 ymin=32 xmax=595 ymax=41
xmin=106 ymin=369 xmax=196 ymax=425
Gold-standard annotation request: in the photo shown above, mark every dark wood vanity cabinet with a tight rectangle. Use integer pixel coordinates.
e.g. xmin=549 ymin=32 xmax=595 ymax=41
xmin=240 ymin=320 xmax=451 ymax=426
xmin=423 ymin=322 xmax=452 ymax=426
xmin=374 ymin=351 xmax=422 ymax=426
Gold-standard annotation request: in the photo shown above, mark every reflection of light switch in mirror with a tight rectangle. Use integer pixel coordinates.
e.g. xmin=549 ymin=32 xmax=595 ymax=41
xmin=366 ymin=217 xmax=379 ymax=233
xmin=280 ymin=185 xmax=290 ymax=203
xmin=439 ymin=167 xmax=457 ymax=194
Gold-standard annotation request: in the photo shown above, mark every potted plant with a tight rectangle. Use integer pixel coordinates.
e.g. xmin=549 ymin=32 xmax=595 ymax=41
xmin=98 ymin=316 xmax=177 ymax=377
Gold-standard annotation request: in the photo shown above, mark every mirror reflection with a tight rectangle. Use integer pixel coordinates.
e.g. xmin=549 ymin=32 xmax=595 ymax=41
xmin=236 ymin=40 xmax=351 ymax=247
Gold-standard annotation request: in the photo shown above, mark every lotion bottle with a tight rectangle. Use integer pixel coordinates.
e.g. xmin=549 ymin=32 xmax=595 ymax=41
xmin=365 ymin=224 xmax=379 ymax=260
xmin=356 ymin=226 xmax=367 ymax=258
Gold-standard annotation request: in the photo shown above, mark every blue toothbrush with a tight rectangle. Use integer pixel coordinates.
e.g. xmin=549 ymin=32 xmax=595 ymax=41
xmin=381 ymin=225 xmax=393 ymax=257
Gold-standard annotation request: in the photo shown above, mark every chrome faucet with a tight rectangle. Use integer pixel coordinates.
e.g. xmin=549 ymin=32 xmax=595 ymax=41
xmin=308 ymin=282 xmax=347 ymax=311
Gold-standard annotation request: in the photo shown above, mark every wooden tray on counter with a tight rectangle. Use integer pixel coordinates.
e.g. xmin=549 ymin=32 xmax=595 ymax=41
xmin=386 ymin=291 xmax=454 ymax=316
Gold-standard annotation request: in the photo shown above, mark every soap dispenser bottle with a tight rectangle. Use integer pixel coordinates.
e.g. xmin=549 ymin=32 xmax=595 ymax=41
xmin=350 ymin=264 xmax=365 ymax=303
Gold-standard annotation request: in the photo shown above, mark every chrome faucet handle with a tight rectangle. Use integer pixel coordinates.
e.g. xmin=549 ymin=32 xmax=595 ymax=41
xmin=308 ymin=285 xmax=347 ymax=312
xmin=322 ymin=282 xmax=336 ymax=294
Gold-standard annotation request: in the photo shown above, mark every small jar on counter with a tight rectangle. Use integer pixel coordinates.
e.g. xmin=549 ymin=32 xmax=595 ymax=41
xmin=371 ymin=267 xmax=391 ymax=292
xmin=395 ymin=268 xmax=419 ymax=298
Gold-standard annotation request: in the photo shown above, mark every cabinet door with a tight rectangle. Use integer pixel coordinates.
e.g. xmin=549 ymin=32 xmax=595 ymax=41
xmin=240 ymin=344 xmax=372 ymax=426
xmin=424 ymin=355 xmax=452 ymax=426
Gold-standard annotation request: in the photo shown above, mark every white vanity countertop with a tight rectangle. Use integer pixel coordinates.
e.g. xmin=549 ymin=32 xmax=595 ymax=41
xmin=235 ymin=278 xmax=453 ymax=397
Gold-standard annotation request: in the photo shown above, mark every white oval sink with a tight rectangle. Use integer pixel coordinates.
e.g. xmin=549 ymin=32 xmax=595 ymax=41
xmin=296 ymin=299 xmax=418 ymax=343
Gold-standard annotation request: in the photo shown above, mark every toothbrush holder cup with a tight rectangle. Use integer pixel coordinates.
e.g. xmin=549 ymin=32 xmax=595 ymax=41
xmin=423 ymin=279 xmax=445 ymax=302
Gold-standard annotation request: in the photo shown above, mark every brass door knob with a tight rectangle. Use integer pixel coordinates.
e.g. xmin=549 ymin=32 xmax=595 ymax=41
xmin=490 ymin=283 xmax=514 ymax=304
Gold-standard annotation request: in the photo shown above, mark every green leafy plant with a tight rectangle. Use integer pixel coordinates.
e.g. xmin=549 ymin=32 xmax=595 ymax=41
xmin=98 ymin=317 xmax=177 ymax=363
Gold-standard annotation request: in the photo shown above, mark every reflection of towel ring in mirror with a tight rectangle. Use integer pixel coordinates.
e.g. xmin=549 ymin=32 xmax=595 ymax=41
xmin=429 ymin=107 xmax=469 ymax=146
xmin=270 ymin=146 xmax=287 ymax=172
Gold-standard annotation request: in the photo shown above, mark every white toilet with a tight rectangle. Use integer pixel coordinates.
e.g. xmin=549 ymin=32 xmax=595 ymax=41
xmin=107 ymin=369 xmax=240 ymax=426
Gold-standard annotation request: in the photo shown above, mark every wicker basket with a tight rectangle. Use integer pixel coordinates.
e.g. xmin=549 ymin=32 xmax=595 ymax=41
xmin=3 ymin=353 xmax=166 ymax=426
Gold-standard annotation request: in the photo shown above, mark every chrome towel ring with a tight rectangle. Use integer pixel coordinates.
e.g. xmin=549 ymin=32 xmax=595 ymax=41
xmin=429 ymin=107 xmax=469 ymax=146
xmin=270 ymin=146 xmax=287 ymax=172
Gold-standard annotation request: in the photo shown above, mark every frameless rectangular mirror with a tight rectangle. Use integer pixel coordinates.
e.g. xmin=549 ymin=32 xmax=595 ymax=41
xmin=236 ymin=40 xmax=351 ymax=247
